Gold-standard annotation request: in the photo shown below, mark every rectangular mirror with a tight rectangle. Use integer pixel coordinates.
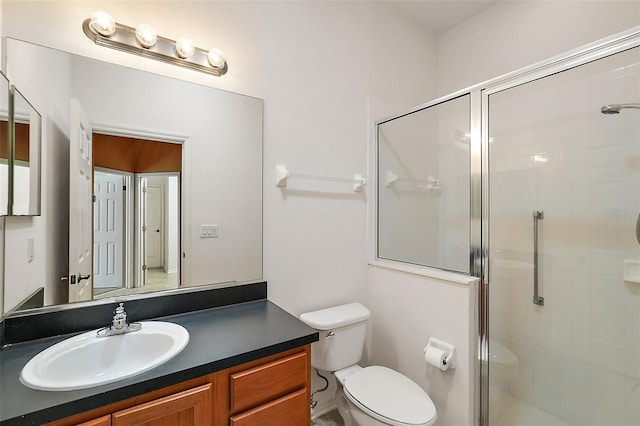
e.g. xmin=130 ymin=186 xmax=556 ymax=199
xmin=3 ymin=38 xmax=262 ymax=315
xmin=10 ymin=86 xmax=42 ymax=216
xmin=377 ymin=94 xmax=471 ymax=273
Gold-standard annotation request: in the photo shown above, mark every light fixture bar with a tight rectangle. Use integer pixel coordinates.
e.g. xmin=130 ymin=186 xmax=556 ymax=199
xmin=82 ymin=19 xmax=228 ymax=77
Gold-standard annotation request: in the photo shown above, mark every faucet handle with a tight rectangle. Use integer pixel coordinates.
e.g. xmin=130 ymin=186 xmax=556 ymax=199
xmin=112 ymin=303 xmax=128 ymax=329
xmin=97 ymin=302 xmax=141 ymax=337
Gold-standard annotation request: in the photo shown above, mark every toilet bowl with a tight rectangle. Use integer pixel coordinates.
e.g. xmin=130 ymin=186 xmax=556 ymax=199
xmin=300 ymin=303 xmax=437 ymax=426
xmin=488 ymin=340 xmax=519 ymax=388
xmin=336 ymin=365 xmax=436 ymax=426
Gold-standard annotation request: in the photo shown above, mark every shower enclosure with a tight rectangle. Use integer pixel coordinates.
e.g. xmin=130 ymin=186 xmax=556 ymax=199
xmin=484 ymin=31 xmax=640 ymax=425
xmin=375 ymin=27 xmax=640 ymax=426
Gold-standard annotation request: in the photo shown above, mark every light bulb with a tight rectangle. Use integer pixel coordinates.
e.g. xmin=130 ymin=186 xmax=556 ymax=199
xmin=175 ymin=37 xmax=195 ymax=59
xmin=135 ymin=24 xmax=157 ymax=48
xmin=207 ymin=48 xmax=226 ymax=68
xmin=89 ymin=11 xmax=116 ymax=37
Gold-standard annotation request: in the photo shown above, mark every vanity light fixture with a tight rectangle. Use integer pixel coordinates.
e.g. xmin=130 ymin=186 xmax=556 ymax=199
xmin=175 ymin=37 xmax=195 ymax=59
xmin=207 ymin=48 xmax=226 ymax=68
xmin=89 ymin=11 xmax=116 ymax=37
xmin=82 ymin=11 xmax=228 ymax=76
xmin=134 ymin=24 xmax=157 ymax=49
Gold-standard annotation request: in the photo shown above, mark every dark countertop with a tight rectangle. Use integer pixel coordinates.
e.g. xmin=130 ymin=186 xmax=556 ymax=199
xmin=0 ymin=300 xmax=318 ymax=425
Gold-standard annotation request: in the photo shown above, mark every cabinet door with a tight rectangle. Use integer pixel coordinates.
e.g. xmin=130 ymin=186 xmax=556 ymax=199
xmin=112 ymin=383 xmax=211 ymax=426
xmin=230 ymin=389 xmax=307 ymax=426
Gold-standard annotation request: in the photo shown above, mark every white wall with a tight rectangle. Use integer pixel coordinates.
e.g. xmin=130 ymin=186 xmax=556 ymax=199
xmin=368 ymin=267 xmax=477 ymax=426
xmin=438 ymin=0 xmax=640 ymax=96
xmin=3 ymin=39 xmax=72 ymax=309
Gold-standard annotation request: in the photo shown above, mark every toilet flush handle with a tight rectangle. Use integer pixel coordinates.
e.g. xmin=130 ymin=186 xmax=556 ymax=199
xmin=325 ymin=331 xmax=335 ymax=338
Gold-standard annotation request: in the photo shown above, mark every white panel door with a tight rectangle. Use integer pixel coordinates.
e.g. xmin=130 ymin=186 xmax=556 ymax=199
xmin=68 ymin=99 xmax=93 ymax=303
xmin=145 ymin=185 xmax=164 ymax=269
xmin=93 ymin=171 xmax=124 ymax=288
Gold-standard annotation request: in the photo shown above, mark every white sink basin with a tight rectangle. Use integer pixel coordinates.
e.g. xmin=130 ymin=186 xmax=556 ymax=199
xmin=20 ymin=321 xmax=189 ymax=391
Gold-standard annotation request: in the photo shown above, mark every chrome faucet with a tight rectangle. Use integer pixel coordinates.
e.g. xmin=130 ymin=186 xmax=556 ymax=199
xmin=97 ymin=303 xmax=142 ymax=337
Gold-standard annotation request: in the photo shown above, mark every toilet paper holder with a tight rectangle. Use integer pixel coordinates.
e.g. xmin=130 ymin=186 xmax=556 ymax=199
xmin=423 ymin=337 xmax=456 ymax=370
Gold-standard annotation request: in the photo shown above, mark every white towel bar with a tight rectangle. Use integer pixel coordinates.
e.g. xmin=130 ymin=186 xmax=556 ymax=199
xmin=276 ymin=164 xmax=366 ymax=192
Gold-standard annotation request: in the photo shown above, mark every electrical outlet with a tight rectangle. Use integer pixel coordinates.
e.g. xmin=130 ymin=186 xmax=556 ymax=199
xmin=200 ymin=224 xmax=218 ymax=238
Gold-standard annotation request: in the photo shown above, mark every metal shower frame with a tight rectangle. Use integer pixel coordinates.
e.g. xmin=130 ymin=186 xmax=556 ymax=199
xmin=372 ymin=25 xmax=640 ymax=426
xmin=476 ymin=26 xmax=640 ymax=426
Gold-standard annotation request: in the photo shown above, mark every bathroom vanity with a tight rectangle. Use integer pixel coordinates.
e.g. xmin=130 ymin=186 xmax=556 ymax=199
xmin=0 ymin=282 xmax=318 ymax=425
xmin=45 ymin=346 xmax=310 ymax=426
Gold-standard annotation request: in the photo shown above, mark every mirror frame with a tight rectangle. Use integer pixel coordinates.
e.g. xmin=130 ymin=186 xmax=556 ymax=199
xmin=8 ymin=85 xmax=42 ymax=216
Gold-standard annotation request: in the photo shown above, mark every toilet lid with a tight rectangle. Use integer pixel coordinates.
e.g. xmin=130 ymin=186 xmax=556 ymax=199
xmin=343 ymin=366 xmax=437 ymax=426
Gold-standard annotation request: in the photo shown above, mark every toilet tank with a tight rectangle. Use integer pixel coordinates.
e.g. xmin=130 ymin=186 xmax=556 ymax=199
xmin=300 ymin=303 xmax=370 ymax=372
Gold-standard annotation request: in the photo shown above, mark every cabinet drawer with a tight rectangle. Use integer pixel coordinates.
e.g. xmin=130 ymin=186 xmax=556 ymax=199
xmin=230 ymin=351 xmax=307 ymax=413
xmin=230 ymin=388 xmax=308 ymax=426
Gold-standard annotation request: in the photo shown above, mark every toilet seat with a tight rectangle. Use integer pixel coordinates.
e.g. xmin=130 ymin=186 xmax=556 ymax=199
xmin=342 ymin=366 xmax=437 ymax=426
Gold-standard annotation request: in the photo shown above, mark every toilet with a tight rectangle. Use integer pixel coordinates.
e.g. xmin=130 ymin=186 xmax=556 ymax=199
xmin=488 ymin=339 xmax=519 ymax=388
xmin=300 ymin=303 xmax=437 ymax=426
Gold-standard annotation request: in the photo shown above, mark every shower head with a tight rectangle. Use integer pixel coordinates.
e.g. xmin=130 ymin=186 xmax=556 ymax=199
xmin=601 ymin=105 xmax=621 ymax=114
xmin=600 ymin=103 xmax=640 ymax=114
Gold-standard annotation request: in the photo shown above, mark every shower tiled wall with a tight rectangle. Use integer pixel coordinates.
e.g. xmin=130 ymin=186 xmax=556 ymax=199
xmin=489 ymin=46 xmax=640 ymax=425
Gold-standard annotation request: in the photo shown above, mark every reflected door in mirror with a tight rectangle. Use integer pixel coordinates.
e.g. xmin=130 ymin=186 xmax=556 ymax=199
xmin=69 ymin=99 xmax=94 ymax=303
xmin=93 ymin=171 xmax=125 ymax=288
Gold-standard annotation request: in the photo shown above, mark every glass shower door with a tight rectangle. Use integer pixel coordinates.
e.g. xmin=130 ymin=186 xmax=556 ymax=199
xmin=487 ymin=46 xmax=640 ymax=425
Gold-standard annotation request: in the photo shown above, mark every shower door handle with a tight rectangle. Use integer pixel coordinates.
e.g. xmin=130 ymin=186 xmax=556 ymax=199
xmin=533 ymin=211 xmax=544 ymax=306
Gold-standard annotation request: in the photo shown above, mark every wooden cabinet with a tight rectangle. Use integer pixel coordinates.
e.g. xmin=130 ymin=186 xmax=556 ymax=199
xmin=46 ymin=345 xmax=311 ymax=426
xmin=76 ymin=416 xmax=111 ymax=426
xmin=214 ymin=345 xmax=311 ymax=426
xmin=229 ymin=389 xmax=308 ymax=426
xmin=112 ymin=384 xmax=211 ymax=426
xmin=230 ymin=351 xmax=308 ymax=413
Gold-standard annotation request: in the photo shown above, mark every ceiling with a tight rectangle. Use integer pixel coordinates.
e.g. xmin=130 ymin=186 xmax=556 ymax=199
xmin=387 ymin=0 xmax=499 ymax=35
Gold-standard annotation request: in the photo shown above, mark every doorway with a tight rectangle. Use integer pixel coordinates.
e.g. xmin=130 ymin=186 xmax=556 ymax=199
xmin=137 ymin=173 xmax=180 ymax=291
xmin=91 ymin=133 xmax=182 ymax=299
